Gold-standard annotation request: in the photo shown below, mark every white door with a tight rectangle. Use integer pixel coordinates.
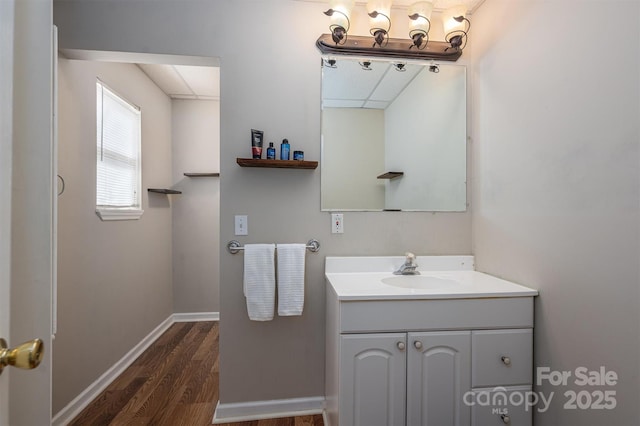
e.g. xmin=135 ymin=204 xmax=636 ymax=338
xmin=407 ymin=331 xmax=471 ymax=426
xmin=340 ymin=333 xmax=407 ymax=426
xmin=0 ymin=0 xmax=54 ymax=424
xmin=0 ymin=0 xmax=14 ymax=421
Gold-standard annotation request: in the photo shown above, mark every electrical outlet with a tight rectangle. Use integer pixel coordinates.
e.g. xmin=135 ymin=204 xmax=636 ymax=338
xmin=331 ymin=213 xmax=344 ymax=234
xmin=235 ymin=215 xmax=248 ymax=235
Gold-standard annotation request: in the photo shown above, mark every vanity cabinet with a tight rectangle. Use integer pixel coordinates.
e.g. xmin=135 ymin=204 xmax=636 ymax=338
xmin=339 ymin=331 xmax=471 ymax=426
xmin=325 ymin=289 xmax=535 ymax=426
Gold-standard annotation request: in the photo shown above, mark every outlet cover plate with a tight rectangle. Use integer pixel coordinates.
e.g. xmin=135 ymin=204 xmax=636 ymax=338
xmin=331 ymin=213 xmax=344 ymax=234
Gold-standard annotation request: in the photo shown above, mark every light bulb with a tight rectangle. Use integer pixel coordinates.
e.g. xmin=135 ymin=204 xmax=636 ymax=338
xmin=442 ymin=4 xmax=467 ymax=35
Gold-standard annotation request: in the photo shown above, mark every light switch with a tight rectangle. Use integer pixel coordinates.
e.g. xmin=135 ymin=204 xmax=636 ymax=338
xmin=235 ymin=215 xmax=248 ymax=235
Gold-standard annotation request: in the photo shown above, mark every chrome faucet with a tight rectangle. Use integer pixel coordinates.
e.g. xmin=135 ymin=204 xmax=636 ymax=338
xmin=394 ymin=252 xmax=420 ymax=275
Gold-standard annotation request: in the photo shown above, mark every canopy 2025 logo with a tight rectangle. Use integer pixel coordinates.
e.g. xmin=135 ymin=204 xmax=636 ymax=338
xmin=463 ymin=366 xmax=618 ymax=414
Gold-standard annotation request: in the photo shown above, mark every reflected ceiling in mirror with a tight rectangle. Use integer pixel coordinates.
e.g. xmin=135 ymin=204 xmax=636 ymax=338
xmin=321 ymin=57 xmax=467 ymax=212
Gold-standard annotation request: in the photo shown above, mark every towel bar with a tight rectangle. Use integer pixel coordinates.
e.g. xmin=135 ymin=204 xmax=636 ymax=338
xmin=227 ymin=239 xmax=320 ymax=255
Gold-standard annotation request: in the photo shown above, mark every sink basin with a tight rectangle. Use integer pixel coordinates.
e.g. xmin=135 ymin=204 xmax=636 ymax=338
xmin=381 ymin=275 xmax=460 ymax=290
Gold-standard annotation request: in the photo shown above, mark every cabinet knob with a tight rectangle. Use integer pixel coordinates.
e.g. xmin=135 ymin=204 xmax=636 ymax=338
xmin=501 ymin=356 xmax=511 ymax=366
xmin=501 ymin=414 xmax=511 ymax=424
xmin=413 ymin=341 xmax=423 ymax=350
xmin=397 ymin=342 xmax=406 ymax=351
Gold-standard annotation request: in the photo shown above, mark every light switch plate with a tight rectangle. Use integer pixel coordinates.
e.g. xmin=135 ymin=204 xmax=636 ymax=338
xmin=235 ymin=215 xmax=248 ymax=235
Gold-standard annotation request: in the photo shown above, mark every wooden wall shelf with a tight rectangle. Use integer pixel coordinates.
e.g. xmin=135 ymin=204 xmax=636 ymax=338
xmin=184 ymin=172 xmax=220 ymax=177
xmin=236 ymin=158 xmax=318 ymax=170
xmin=148 ymin=188 xmax=182 ymax=194
xmin=377 ymin=172 xmax=404 ymax=180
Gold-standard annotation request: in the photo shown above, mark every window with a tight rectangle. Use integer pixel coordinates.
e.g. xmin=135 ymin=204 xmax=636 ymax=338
xmin=95 ymin=81 xmax=143 ymax=221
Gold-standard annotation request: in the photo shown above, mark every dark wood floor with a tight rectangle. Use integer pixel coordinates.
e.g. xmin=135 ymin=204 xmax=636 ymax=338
xmin=70 ymin=321 xmax=324 ymax=426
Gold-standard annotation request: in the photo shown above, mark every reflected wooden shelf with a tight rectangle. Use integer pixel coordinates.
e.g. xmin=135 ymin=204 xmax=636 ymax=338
xmin=236 ymin=158 xmax=318 ymax=170
xmin=148 ymin=188 xmax=182 ymax=194
xmin=377 ymin=171 xmax=404 ymax=180
xmin=184 ymin=172 xmax=220 ymax=177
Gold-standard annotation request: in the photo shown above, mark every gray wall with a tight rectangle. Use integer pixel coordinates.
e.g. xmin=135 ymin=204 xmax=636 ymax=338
xmin=172 ymin=99 xmax=220 ymax=313
xmin=54 ymin=0 xmax=471 ymax=406
xmin=55 ymin=58 xmax=174 ymax=413
xmin=471 ymin=1 xmax=640 ymax=424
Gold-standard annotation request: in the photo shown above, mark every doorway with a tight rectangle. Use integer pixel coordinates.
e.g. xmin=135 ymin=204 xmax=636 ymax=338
xmin=53 ymin=49 xmax=220 ymax=421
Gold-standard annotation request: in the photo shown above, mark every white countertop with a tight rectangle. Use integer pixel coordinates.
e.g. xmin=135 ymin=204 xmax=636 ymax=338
xmin=325 ymin=256 xmax=539 ymax=301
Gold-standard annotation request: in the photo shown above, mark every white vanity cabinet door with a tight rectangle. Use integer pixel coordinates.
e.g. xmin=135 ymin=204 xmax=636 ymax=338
xmin=340 ymin=333 xmax=407 ymax=426
xmin=407 ymin=331 xmax=471 ymax=426
xmin=471 ymin=329 xmax=533 ymax=387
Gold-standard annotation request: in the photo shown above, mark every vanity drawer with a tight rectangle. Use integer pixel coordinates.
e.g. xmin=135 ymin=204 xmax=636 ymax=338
xmin=472 ymin=329 xmax=533 ymax=387
xmin=471 ymin=386 xmax=532 ymax=426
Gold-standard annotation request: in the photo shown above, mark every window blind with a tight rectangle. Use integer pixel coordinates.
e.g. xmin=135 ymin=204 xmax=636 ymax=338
xmin=96 ymin=81 xmax=141 ymax=208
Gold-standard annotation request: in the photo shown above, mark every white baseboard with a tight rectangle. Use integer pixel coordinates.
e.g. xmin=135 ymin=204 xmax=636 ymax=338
xmin=52 ymin=312 xmax=220 ymax=426
xmin=212 ymin=396 xmax=325 ymax=424
xmin=322 ymin=410 xmax=331 ymax=426
xmin=173 ymin=311 xmax=219 ymax=322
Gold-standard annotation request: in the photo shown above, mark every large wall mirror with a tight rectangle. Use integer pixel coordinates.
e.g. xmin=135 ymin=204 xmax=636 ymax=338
xmin=321 ymin=57 xmax=467 ymax=211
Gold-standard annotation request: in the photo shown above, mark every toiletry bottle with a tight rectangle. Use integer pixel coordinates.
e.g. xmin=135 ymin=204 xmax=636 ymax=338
xmin=266 ymin=142 xmax=276 ymax=159
xmin=251 ymin=129 xmax=264 ymax=159
xmin=280 ymin=139 xmax=290 ymax=160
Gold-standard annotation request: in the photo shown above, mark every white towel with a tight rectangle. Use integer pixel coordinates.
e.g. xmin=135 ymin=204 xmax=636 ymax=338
xmin=243 ymin=244 xmax=276 ymax=321
xmin=276 ymin=243 xmax=306 ymax=316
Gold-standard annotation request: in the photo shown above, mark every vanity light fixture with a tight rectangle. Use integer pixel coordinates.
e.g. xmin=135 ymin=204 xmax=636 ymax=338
xmin=367 ymin=0 xmax=392 ymax=47
xmin=317 ymin=0 xmax=468 ymax=61
xmin=323 ymin=0 xmax=355 ymax=45
xmin=443 ymin=4 xmax=471 ymax=51
xmin=408 ymin=1 xmax=433 ymax=50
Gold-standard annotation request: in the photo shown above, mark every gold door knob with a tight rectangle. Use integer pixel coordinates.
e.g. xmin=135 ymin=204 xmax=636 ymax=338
xmin=0 ymin=338 xmax=44 ymax=375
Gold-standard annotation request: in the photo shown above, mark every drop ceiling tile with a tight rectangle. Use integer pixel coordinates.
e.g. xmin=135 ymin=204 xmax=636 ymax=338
xmin=174 ymin=65 xmax=220 ymax=98
xmin=369 ymin=64 xmax=422 ymax=103
xmin=139 ymin=63 xmax=191 ymax=96
xmin=322 ymin=59 xmax=389 ymax=102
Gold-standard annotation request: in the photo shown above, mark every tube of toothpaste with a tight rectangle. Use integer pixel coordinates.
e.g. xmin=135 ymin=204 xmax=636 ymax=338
xmin=251 ymin=129 xmax=264 ymax=159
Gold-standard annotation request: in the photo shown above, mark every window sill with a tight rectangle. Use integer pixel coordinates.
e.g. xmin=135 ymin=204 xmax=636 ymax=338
xmin=96 ymin=208 xmax=144 ymax=221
